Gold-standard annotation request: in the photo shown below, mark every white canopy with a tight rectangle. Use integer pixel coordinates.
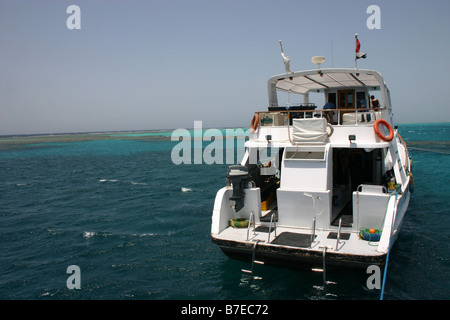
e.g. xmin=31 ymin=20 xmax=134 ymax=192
xmin=267 ymin=68 xmax=388 ymax=107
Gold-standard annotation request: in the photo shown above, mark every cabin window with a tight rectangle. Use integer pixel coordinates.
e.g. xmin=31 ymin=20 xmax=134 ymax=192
xmin=357 ymin=92 xmax=367 ymax=108
xmin=338 ymin=90 xmax=354 ymax=108
xmin=327 ymin=92 xmax=336 ymax=106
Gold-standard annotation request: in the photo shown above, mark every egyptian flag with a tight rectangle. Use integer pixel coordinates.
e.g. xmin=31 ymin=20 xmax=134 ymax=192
xmin=355 ymin=38 xmax=367 ymax=59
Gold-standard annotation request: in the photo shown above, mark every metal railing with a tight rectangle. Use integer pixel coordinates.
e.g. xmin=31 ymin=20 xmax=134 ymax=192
xmin=267 ymin=212 xmax=277 ymax=243
xmin=310 ymin=217 xmax=316 ymax=247
xmin=246 ymin=211 xmax=256 ymax=241
xmin=335 ymin=217 xmax=343 ymax=251
xmin=257 ymin=107 xmax=386 ymax=127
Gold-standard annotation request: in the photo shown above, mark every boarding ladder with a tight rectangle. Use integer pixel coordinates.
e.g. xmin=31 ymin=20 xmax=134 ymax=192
xmin=242 ymin=211 xmax=277 ymax=280
xmin=241 ymin=240 xmax=264 ymax=280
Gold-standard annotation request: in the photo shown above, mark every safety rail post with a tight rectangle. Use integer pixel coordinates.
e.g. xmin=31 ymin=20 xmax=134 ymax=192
xmin=322 ymin=246 xmax=327 ymax=286
xmin=267 ymin=212 xmax=277 ymax=243
xmin=310 ymin=217 xmax=316 ymax=247
xmin=336 ymin=217 xmax=342 ymax=251
xmin=246 ymin=211 xmax=256 ymax=241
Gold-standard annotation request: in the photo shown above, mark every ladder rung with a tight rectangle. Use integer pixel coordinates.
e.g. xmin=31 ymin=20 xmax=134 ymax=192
xmin=241 ymin=269 xmax=252 ymax=273
xmin=254 ymin=260 xmax=264 ymax=265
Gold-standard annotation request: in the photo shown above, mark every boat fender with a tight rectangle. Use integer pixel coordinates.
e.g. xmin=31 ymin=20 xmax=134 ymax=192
xmin=359 ymin=228 xmax=381 ymax=241
xmin=373 ymin=119 xmax=394 ymax=142
xmin=230 ymin=218 xmax=250 ymax=228
xmin=250 ymin=113 xmax=260 ymax=134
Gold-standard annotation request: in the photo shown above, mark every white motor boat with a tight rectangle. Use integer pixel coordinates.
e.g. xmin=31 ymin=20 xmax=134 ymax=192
xmin=211 ymin=58 xmax=413 ymax=270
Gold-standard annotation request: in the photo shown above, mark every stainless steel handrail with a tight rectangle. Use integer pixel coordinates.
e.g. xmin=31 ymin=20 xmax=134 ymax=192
xmin=246 ymin=211 xmax=256 ymax=241
xmin=267 ymin=212 xmax=277 ymax=243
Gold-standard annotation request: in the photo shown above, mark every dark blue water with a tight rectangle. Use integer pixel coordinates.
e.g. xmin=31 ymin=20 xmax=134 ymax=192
xmin=0 ymin=124 xmax=449 ymax=300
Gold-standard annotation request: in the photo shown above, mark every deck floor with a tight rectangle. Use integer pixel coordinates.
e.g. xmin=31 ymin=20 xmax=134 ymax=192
xmin=215 ymin=224 xmax=383 ymax=257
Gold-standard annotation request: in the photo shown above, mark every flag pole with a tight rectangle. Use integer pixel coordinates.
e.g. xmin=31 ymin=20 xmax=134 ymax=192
xmin=279 ymin=40 xmax=293 ymax=74
xmin=355 ymin=33 xmax=358 ymax=70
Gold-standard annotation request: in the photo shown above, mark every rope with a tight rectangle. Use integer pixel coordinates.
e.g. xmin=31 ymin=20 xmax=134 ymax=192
xmin=380 ymin=192 xmax=398 ymax=300
xmin=380 ymin=243 xmax=391 ymax=300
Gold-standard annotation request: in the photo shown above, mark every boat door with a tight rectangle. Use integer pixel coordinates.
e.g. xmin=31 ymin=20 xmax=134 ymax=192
xmin=337 ymin=90 xmax=355 ymax=124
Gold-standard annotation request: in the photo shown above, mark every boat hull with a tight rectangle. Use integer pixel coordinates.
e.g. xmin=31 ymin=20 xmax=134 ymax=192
xmin=212 ymin=185 xmax=411 ymax=270
xmin=212 ymin=236 xmax=387 ymax=270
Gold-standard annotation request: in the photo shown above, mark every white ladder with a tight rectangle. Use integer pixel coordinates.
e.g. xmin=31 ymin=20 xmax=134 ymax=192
xmin=241 ymin=240 xmax=264 ymax=280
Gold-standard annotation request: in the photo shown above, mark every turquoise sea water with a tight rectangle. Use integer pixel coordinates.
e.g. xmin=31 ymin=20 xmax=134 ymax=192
xmin=0 ymin=123 xmax=449 ymax=301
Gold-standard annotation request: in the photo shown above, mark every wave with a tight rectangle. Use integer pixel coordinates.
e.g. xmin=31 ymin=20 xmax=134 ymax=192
xmin=408 ymin=147 xmax=450 ymax=155
xmin=82 ymin=231 xmax=177 ymax=239
xmin=98 ymin=179 xmax=118 ymax=183
xmin=98 ymin=179 xmax=148 ymax=185
xmin=83 ymin=231 xmax=97 ymax=238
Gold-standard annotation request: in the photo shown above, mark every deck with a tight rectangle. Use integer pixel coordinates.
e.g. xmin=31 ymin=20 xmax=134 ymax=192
xmin=214 ymin=223 xmax=384 ymax=258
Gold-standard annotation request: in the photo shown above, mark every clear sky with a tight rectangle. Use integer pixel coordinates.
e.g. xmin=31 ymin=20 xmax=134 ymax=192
xmin=1 ymin=0 xmax=449 ymax=135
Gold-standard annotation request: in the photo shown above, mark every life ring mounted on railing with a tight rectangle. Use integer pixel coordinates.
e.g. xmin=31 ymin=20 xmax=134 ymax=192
xmin=373 ymin=119 xmax=394 ymax=142
xmin=250 ymin=113 xmax=260 ymax=134
xmin=326 ymin=123 xmax=334 ymax=137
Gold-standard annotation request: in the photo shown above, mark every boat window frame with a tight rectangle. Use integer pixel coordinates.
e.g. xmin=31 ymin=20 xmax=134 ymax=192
xmin=283 ymin=146 xmax=327 ymax=162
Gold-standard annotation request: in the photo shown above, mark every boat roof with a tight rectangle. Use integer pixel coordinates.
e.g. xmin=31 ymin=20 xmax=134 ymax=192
xmin=268 ymin=68 xmax=385 ymax=95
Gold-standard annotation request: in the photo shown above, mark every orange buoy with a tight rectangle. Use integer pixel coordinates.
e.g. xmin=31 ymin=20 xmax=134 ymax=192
xmin=373 ymin=119 xmax=394 ymax=142
xmin=369 ymin=228 xmax=376 ymax=234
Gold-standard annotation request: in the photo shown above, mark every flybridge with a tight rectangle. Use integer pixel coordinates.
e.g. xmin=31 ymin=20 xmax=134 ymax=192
xmin=267 ymin=68 xmax=388 ymax=110
xmin=271 ymin=69 xmax=382 ymax=94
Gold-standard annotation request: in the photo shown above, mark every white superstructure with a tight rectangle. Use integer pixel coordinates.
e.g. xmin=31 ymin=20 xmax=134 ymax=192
xmin=211 ymin=66 xmax=413 ymax=270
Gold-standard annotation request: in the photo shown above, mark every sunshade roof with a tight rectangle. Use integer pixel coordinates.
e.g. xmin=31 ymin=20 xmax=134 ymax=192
xmin=272 ymin=69 xmax=383 ymax=94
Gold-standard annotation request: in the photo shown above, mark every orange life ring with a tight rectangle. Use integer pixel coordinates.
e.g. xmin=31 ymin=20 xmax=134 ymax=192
xmin=250 ymin=113 xmax=259 ymax=134
xmin=374 ymin=119 xmax=394 ymax=141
